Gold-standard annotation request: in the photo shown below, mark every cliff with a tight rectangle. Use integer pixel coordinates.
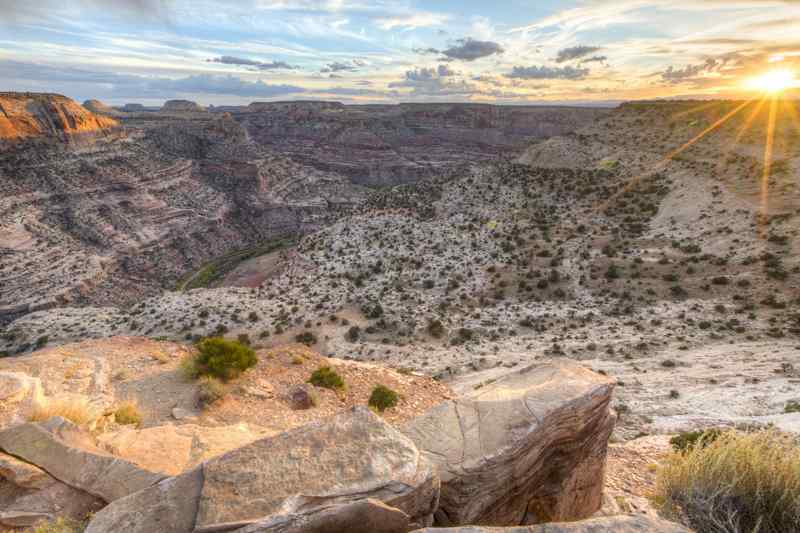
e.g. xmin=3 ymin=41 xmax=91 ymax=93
xmin=0 ymin=93 xmax=118 ymax=143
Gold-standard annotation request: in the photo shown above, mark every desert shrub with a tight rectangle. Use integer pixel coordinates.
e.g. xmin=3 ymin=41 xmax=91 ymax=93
xmin=28 ymin=396 xmax=96 ymax=426
xmin=114 ymin=400 xmax=142 ymax=427
xmin=670 ymin=428 xmax=722 ymax=453
xmin=308 ymin=366 xmax=345 ymax=390
xmin=345 ymin=325 xmax=361 ymax=342
xmin=295 ymin=331 xmax=317 ymax=346
xmin=191 ymin=337 xmax=257 ymax=381
xmin=656 ymin=429 xmax=800 ymax=533
xmin=197 ymin=376 xmax=226 ymax=407
xmin=785 ymin=400 xmax=800 ymax=414
xmin=368 ymin=384 xmax=399 ymax=412
xmin=427 ymin=319 xmax=445 ymax=338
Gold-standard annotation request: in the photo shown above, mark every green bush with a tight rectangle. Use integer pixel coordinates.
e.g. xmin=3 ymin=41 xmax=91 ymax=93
xmin=368 ymin=384 xmax=399 ymax=412
xmin=295 ymin=331 xmax=317 ymax=346
xmin=308 ymin=366 xmax=345 ymax=390
xmin=669 ymin=428 xmax=722 ymax=452
xmin=656 ymin=429 xmax=800 ymax=533
xmin=192 ymin=337 xmax=257 ymax=381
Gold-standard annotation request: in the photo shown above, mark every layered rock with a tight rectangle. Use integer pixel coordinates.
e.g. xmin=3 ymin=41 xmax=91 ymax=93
xmin=0 ymin=92 xmax=117 ymax=143
xmin=0 ymin=417 xmax=164 ymax=502
xmin=403 ymin=360 xmax=615 ymax=526
xmin=85 ymin=407 xmax=439 ymax=533
xmin=162 ymin=99 xmax=205 ymax=112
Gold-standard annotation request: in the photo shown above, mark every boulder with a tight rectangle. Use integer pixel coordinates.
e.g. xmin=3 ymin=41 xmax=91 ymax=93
xmin=287 ymin=383 xmax=315 ymax=409
xmin=410 ymin=515 xmax=691 ymax=532
xmin=233 ymin=498 xmax=410 ymax=533
xmin=0 ymin=451 xmax=51 ymax=489
xmin=403 ymin=361 xmax=615 ymax=526
xmin=0 ymin=417 xmax=164 ymax=502
xmin=84 ymin=467 xmax=203 ymax=533
xmin=195 ymin=406 xmax=438 ymax=531
xmin=0 ymin=478 xmax=104 ymax=529
xmin=86 ymin=407 xmax=439 ymax=533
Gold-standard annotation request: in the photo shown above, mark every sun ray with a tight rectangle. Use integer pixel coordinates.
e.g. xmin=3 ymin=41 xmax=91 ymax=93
xmin=716 ymin=96 xmax=768 ymax=175
xmin=781 ymin=98 xmax=800 ymax=134
xmin=670 ymin=100 xmax=724 ymax=120
xmin=758 ymin=95 xmax=778 ymax=237
xmin=596 ymin=99 xmax=754 ymax=212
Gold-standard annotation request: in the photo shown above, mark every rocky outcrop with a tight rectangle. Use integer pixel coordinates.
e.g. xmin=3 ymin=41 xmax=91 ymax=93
xmin=403 ymin=361 xmax=615 ymax=526
xmin=0 ymin=417 xmax=164 ymax=502
xmin=0 ymin=92 xmax=117 ymax=143
xmin=86 ymin=407 xmax=439 ymax=532
xmin=410 ymin=515 xmax=691 ymax=532
xmin=162 ymin=99 xmax=205 ymax=112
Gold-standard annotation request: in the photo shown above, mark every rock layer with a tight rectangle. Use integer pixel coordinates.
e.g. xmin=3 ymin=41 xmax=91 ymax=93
xmin=403 ymin=360 xmax=615 ymax=526
xmin=0 ymin=93 xmax=117 ymax=143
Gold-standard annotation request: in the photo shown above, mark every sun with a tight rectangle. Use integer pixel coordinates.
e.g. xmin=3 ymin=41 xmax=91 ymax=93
xmin=744 ymin=69 xmax=797 ymax=93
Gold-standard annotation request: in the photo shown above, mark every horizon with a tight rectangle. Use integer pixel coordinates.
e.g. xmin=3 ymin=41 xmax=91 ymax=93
xmin=1 ymin=0 xmax=799 ymax=106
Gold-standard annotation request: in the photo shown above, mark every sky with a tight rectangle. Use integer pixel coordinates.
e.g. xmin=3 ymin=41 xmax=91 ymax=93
xmin=1 ymin=0 xmax=799 ymax=106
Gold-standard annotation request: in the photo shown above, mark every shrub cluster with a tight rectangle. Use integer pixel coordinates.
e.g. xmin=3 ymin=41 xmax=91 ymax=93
xmin=368 ymin=384 xmax=399 ymax=412
xmin=183 ymin=337 xmax=257 ymax=382
xmin=308 ymin=366 xmax=345 ymax=390
xmin=656 ymin=429 xmax=800 ymax=533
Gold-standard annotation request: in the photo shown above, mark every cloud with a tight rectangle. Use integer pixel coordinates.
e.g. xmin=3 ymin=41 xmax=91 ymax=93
xmin=582 ymin=55 xmax=608 ymax=64
xmin=0 ymin=0 xmax=172 ymax=22
xmin=376 ymin=12 xmax=449 ymax=30
xmin=0 ymin=60 xmax=305 ymax=99
xmin=320 ymin=59 xmax=366 ymax=73
xmin=441 ymin=38 xmax=504 ymax=61
xmin=416 ymin=38 xmax=504 ymax=62
xmin=555 ymin=45 xmax=602 ymax=63
xmin=389 ymin=64 xmax=477 ymax=96
xmin=506 ymin=65 xmax=590 ymax=80
xmin=208 ymin=56 xmax=298 ymax=70
xmin=661 ymin=58 xmax=725 ymax=81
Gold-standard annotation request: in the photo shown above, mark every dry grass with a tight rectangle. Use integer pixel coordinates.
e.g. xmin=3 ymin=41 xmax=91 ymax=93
xmin=113 ymin=400 xmax=142 ymax=427
xmin=28 ymin=396 xmax=97 ymax=426
xmin=655 ymin=429 xmax=800 ymax=533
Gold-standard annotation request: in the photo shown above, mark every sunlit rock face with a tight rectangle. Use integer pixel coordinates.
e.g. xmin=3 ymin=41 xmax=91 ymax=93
xmin=0 ymin=93 xmax=118 ymax=144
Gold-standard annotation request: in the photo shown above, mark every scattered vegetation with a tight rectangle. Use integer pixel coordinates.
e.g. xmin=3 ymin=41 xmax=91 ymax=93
xmin=28 ymin=396 xmax=96 ymax=426
xmin=183 ymin=337 xmax=257 ymax=381
xmin=656 ymin=429 xmax=800 ymax=533
xmin=307 ymin=366 xmax=345 ymax=390
xmin=368 ymin=384 xmax=399 ymax=412
xmin=197 ymin=376 xmax=227 ymax=407
xmin=113 ymin=400 xmax=142 ymax=427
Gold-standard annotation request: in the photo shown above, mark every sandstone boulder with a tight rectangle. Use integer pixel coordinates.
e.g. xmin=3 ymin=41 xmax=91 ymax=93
xmin=233 ymin=498 xmax=410 ymax=533
xmin=410 ymin=515 xmax=690 ymax=532
xmin=0 ymin=477 xmax=104 ymax=529
xmin=84 ymin=467 xmax=203 ymax=533
xmin=0 ymin=417 xmax=164 ymax=502
xmin=195 ymin=406 xmax=438 ymax=531
xmin=403 ymin=361 xmax=615 ymax=526
xmin=86 ymin=407 xmax=439 ymax=533
xmin=0 ymin=451 xmax=50 ymax=489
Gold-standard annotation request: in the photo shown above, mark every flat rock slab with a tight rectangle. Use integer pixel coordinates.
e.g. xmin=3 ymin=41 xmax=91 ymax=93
xmin=0 ymin=451 xmax=51 ymax=489
xmin=410 ymin=515 xmax=691 ymax=532
xmin=404 ymin=360 xmax=615 ymax=526
xmin=196 ymin=406 xmax=438 ymax=531
xmin=0 ymin=417 xmax=164 ymax=502
xmin=97 ymin=422 xmax=275 ymax=476
xmin=87 ymin=407 xmax=439 ymax=533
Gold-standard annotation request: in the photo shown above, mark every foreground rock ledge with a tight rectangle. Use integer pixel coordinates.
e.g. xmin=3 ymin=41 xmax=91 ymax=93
xmin=85 ymin=406 xmax=439 ymax=533
xmin=411 ymin=515 xmax=691 ymax=532
xmin=403 ymin=360 xmax=616 ymax=526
